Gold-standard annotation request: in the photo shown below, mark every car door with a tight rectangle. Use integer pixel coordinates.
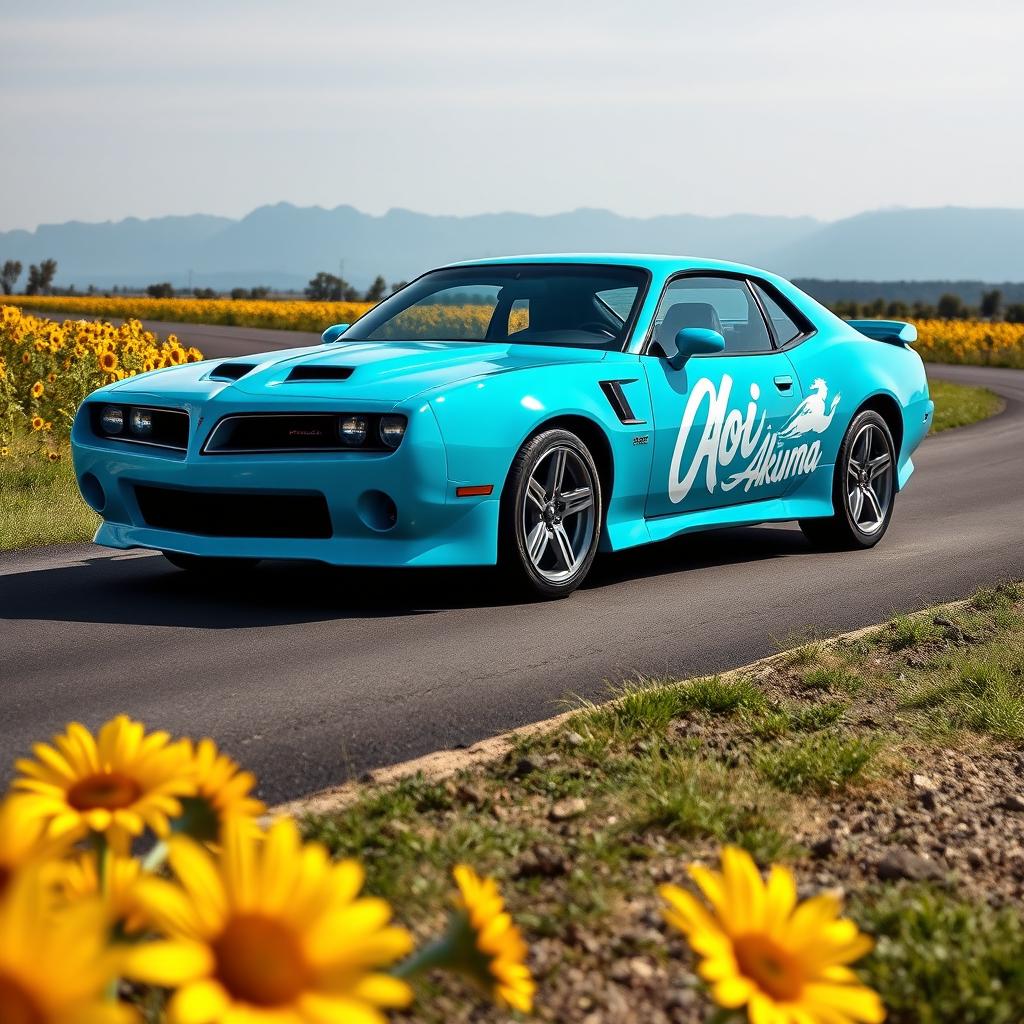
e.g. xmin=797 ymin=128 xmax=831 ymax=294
xmin=641 ymin=274 xmax=802 ymax=518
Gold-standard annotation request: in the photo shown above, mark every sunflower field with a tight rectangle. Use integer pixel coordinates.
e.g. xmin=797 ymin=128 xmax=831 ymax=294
xmin=7 ymin=295 xmax=1024 ymax=368
xmin=4 ymin=295 xmax=374 ymax=334
xmin=0 ymin=305 xmax=202 ymax=454
xmin=0 ymin=713 xmax=887 ymax=1024
xmin=913 ymin=318 xmax=1024 ymax=369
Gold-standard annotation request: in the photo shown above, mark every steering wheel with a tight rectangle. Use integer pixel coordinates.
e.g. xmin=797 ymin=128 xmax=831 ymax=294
xmin=578 ymin=321 xmax=617 ymax=339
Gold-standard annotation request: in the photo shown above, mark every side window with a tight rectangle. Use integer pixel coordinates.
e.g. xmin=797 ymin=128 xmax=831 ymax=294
xmin=750 ymin=281 xmax=804 ymax=345
xmin=508 ymin=297 xmax=530 ymax=335
xmin=652 ymin=275 xmax=773 ymax=354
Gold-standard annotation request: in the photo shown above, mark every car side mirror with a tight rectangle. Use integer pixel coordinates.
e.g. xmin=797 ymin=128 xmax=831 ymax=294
xmin=321 ymin=323 xmax=350 ymax=344
xmin=667 ymin=327 xmax=725 ymax=368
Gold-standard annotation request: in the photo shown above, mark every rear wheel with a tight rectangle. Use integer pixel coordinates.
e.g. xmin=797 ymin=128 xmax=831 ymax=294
xmin=500 ymin=429 xmax=603 ymax=599
xmin=799 ymin=409 xmax=896 ymax=550
xmin=162 ymin=552 xmax=260 ymax=574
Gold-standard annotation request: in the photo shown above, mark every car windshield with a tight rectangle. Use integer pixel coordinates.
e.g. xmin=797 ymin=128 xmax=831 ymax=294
xmin=342 ymin=264 xmax=648 ymax=350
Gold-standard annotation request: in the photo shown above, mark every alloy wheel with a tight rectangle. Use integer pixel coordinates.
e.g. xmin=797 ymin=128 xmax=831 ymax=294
xmin=521 ymin=445 xmax=596 ymax=583
xmin=845 ymin=422 xmax=893 ymax=535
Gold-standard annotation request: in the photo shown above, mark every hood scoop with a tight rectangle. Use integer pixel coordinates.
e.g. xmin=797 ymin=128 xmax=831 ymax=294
xmin=285 ymin=365 xmax=355 ymax=382
xmin=209 ymin=361 xmax=257 ymax=382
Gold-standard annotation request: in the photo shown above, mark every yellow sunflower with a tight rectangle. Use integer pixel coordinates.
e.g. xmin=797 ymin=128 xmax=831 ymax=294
xmin=31 ymin=380 xmax=44 ymax=398
xmin=123 ymin=817 xmax=413 ymax=1024
xmin=0 ymin=867 xmax=131 ymax=1024
xmin=410 ymin=865 xmax=534 ymax=1012
xmin=0 ymin=447 xmax=9 ymax=458
xmin=172 ymin=737 xmax=265 ymax=841
xmin=14 ymin=715 xmax=195 ymax=848
xmin=660 ymin=846 xmax=884 ymax=1024
xmin=0 ymin=796 xmax=69 ymax=900
xmin=31 ymin=415 xmax=45 ymax=431
xmin=99 ymin=350 xmax=118 ymax=373
xmin=57 ymin=851 xmax=150 ymax=936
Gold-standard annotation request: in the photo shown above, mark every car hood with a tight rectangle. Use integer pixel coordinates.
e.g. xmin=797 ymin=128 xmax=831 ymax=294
xmin=108 ymin=340 xmax=608 ymax=405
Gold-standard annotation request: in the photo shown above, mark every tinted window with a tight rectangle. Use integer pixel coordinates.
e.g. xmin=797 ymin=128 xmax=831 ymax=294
xmin=345 ymin=264 xmax=647 ymax=350
xmin=751 ymin=281 xmax=803 ymax=345
xmin=652 ymin=275 xmax=773 ymax=354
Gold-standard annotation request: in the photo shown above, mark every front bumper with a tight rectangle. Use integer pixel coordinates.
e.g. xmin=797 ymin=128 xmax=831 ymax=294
xmin=71 ymin=399 xmax=501 ymax=567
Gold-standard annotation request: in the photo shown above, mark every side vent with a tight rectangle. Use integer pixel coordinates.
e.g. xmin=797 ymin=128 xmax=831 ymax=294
xmin=210 ymin=362 xmax=256 ymax=382
xmin=599 ymin=379 xmax=645 ymax=425
xmin=286 ymin=365 xmax=355 ymax=382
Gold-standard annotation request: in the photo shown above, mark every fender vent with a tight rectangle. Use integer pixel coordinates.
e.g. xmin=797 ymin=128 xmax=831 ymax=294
xmin=209 ymin=362 xmax=256 ymax=381
xmin=286 ymin=365 xmax=355 ymax=382
xmin=599 ymin=379 xmax=645 ymax=425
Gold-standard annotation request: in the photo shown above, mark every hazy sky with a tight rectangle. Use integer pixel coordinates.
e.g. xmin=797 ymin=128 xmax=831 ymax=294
xmin=3 ymin=0 xmax=1023 ymax=231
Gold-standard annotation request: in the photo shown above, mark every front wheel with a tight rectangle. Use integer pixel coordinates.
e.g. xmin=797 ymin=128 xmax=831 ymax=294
xmin=162 ymin=552 xmax=260 ymax=574
xmin=500 ymin=429 xmax=603 ymax=599
xmin=799 ymin=409 xmax=896 ymax=550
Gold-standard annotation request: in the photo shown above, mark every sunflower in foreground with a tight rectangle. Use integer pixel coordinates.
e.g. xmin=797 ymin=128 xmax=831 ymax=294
xmin=0 ymin=796 xmax=69 ymax=899
xmin=400 ymin=864 xmax=534 ymax=1012
xmin=123 ymin=817 xmax=413 ymax=1024
xmin=14 ymin=715 xmax=195 ymax=848
xmin=172 ymin=737 xmax=265 ymax=841
xmin=57 ymin=850 xmax=150 ymax=936
xmin=0 ymin=867 xmax=131 ymax=1024
xmin=660 ymin=846 xmax=884 ymax=1024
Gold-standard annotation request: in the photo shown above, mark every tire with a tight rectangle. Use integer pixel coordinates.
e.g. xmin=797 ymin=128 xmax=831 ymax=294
xmin=799 ymin=409 xmax=896 ymax=550
xmin=499 ymin=428 xmax=603 ymax=599
xmin=162 ymin=552 xmax=260 ymax=574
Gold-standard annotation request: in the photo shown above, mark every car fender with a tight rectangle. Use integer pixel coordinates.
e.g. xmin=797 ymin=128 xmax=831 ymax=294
xmin=783 ymin=329 xmax=931 ymax=496
xmin=425 ymin=357 xmax=655 ymax=543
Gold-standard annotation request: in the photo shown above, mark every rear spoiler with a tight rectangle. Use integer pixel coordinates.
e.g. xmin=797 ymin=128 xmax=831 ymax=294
xmin=847 ymin=319 xmax=918 ymax=346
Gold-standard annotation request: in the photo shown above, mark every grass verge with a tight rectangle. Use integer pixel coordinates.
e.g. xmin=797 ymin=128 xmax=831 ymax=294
xmin=0 ymin=429 xmax=97 ymax=549
xmin=299 ymin=583 xmax=1024 ymax=1022
xmin=929 ymin=377 xmax=1004 ymax=431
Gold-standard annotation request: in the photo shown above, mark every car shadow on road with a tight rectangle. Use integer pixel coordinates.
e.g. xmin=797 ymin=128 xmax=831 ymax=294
xmin=0 ymin=525 xmax=812 ymax=630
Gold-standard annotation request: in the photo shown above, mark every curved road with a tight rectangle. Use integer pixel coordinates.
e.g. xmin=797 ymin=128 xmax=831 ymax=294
xmin=1 ymin=329 xmax=1021 ymax=803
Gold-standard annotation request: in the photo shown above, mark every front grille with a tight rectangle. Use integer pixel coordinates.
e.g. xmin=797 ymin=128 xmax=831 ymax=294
xmin=203 ymin=414 xmax=345 ymax=453
xmin=89 ymin=404 xmax=189 ymax=451
xmin=202 ymin=413 xmax=398 ymax=453
xmin=135 ymin=485 xmax=332 ymax=538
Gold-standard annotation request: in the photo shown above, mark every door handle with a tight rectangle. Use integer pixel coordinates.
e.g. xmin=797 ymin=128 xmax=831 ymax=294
xmin=774 ymin=375 xmax=794 ymax=393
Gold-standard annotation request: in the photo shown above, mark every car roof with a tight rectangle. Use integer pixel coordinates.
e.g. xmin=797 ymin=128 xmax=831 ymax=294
xmin=447 ymin=252 xmax=775 ymax=278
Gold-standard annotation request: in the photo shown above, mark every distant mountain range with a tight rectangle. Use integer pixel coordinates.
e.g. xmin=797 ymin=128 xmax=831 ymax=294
xmin=2 ymin=204 xmax=1023 ymax=290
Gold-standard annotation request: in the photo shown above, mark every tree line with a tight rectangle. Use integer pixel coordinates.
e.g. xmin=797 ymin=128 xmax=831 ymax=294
xmin=1 ymin=259 xmax=58 ymax=295
xmin=831 ymin=289 xmax=1024 ymax=324
xmin=2 ymin=259 xmax=1023 ymax=321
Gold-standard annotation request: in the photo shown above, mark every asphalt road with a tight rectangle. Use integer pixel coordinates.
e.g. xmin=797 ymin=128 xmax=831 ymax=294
xmin=1 ymin=334 xmax=1022 ymax=803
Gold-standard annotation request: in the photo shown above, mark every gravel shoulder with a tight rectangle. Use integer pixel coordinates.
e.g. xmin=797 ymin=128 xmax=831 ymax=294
xmin=299 ymin=583 xmax=1024 ymax=1023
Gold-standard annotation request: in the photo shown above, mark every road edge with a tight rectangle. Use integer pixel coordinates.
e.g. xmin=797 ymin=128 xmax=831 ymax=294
xmin=272 ymin=609 xmax=964 ymax=820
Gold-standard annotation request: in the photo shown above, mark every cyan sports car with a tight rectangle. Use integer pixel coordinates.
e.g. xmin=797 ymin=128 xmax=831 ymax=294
xmin=71 ymin=255 xmax=932 ymax=597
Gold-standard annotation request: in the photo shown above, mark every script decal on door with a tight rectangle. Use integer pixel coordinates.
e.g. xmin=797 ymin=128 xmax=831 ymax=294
xmin=668 ymin=376 xmax=840 ymax=503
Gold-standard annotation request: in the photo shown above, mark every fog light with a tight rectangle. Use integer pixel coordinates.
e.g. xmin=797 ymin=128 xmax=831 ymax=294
xmin=100 ymin=406 xmax=124 ymax=434
xmin=379 ymin=414 xmax=407 ymax=449
xmin=130 ymin=408 xmax=154 ymax=436
xmin=339 ymin=414 xmax=368 ymax=446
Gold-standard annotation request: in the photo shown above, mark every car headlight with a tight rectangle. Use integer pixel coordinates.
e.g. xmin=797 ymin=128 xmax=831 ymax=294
xmin=379 ymin=415 xmax=407 ymax=449
xmin=339 ymin=414 xmax=368 ymax=446
xmin=129 ymin=408 xmax=154 ymax=436
xmin=99 ymin=406 xmax=124 ymax=434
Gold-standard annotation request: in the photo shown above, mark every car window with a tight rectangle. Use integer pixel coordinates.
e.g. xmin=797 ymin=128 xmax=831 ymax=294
xmin=345 ymin=264 xmax=648 ymax=350
xmin=361 ymin=284 xmax=503 ymax=341
xmin=751 ymin=281 xmax=803 ymax=345
xmin=652 ymin=275 xmax=773 ymax=354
